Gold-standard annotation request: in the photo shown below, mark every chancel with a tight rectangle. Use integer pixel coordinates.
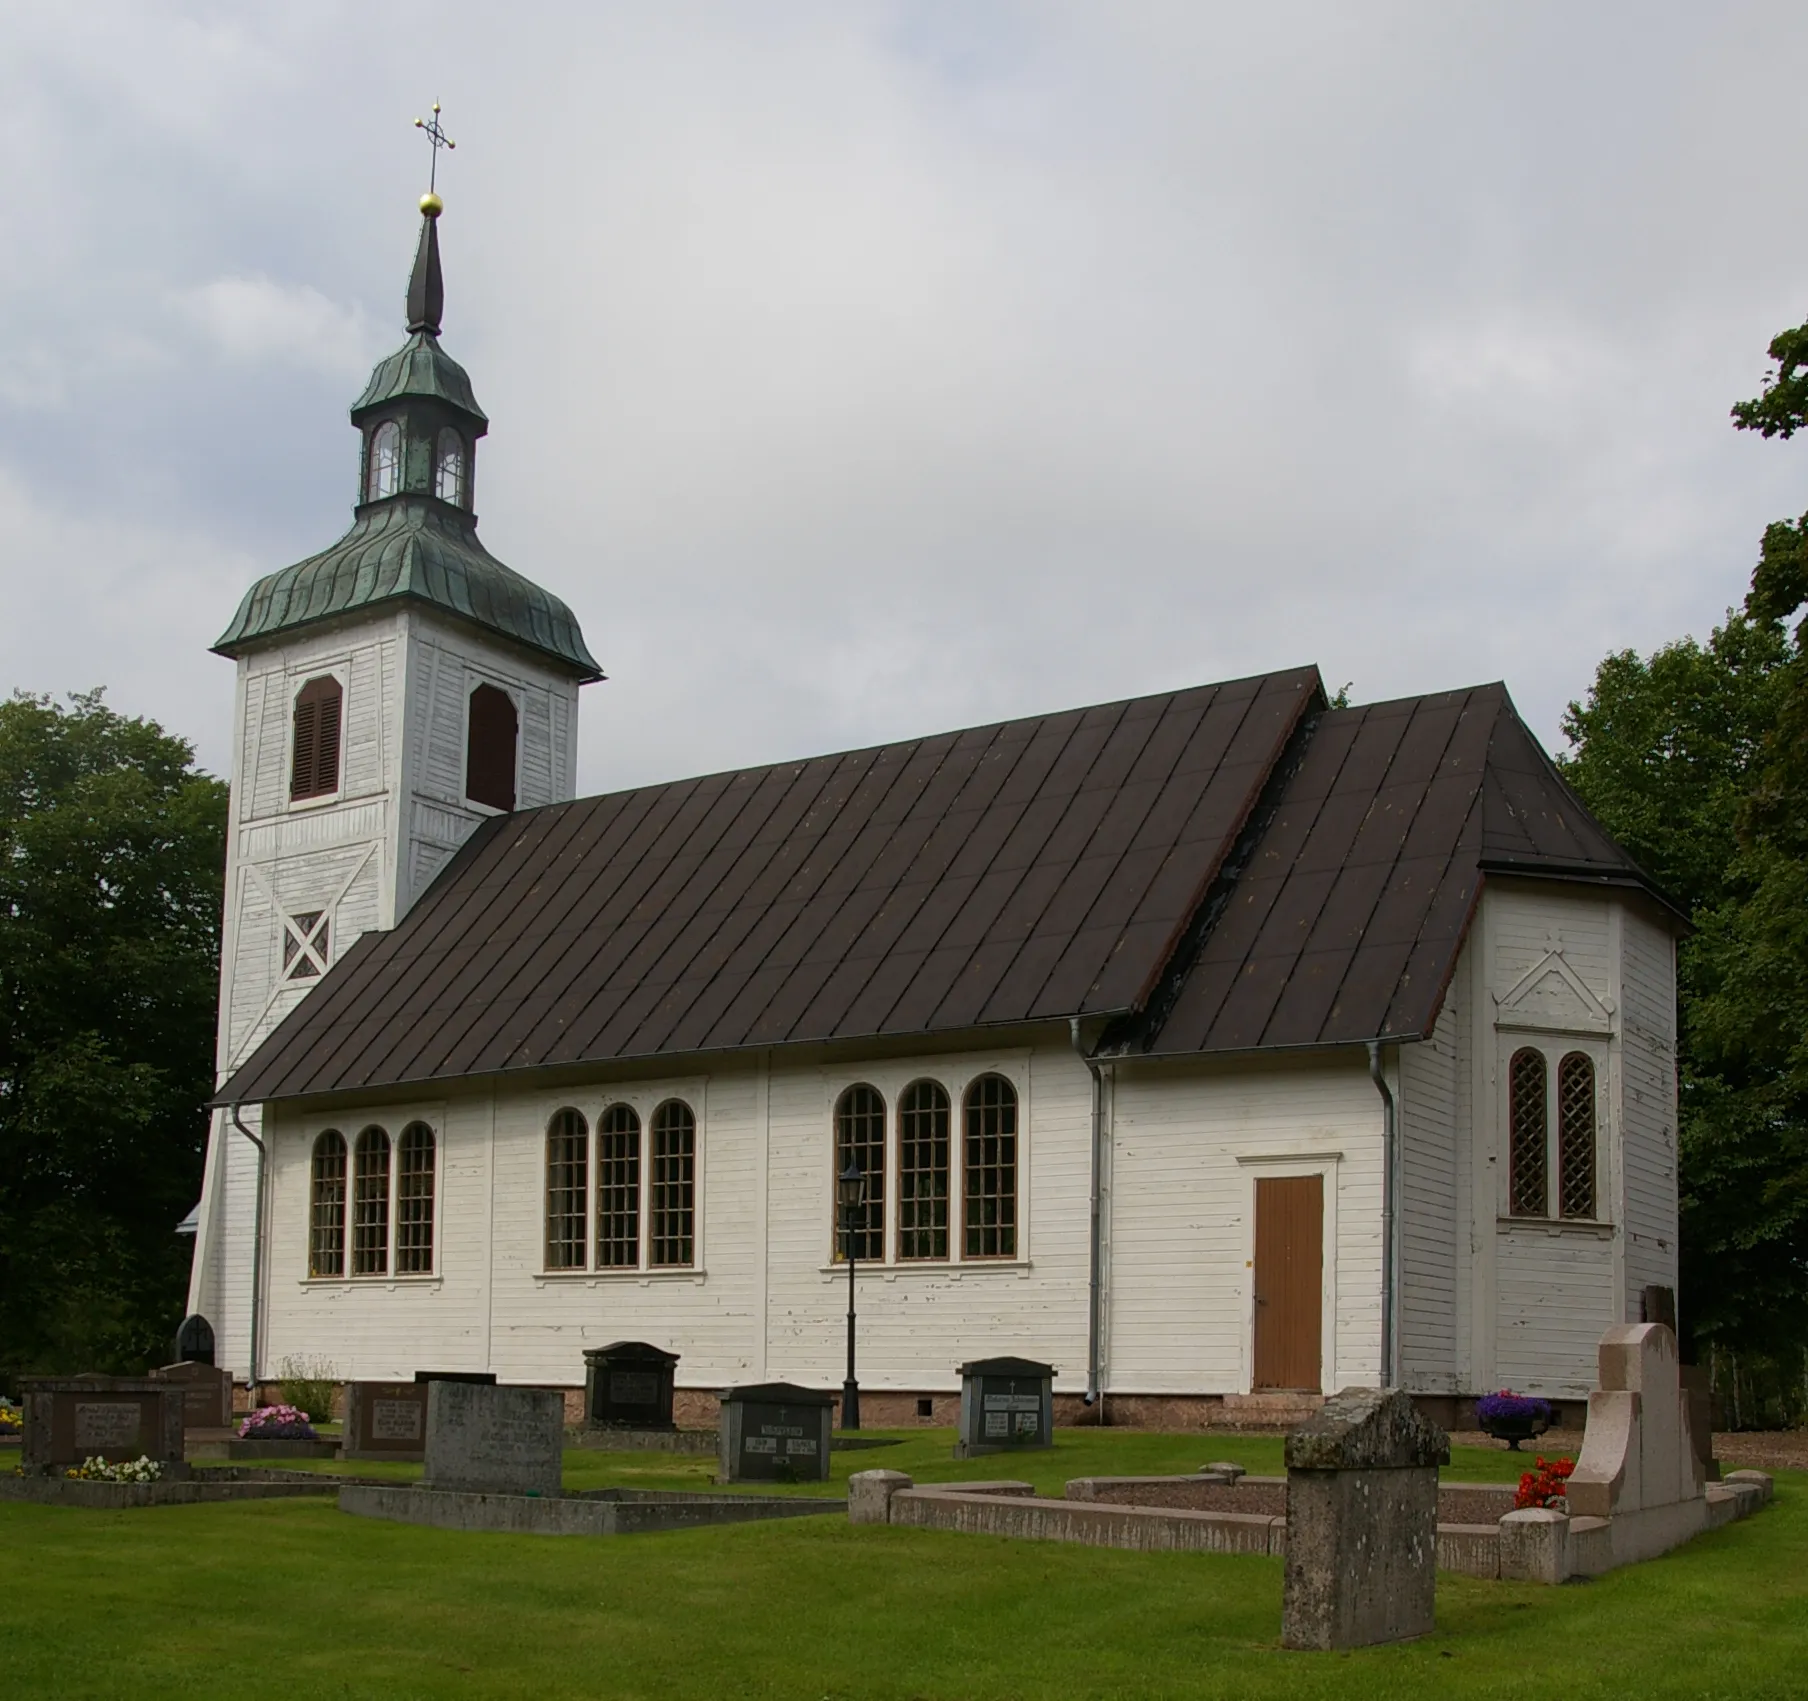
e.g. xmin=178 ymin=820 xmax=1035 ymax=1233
xmin=183 ymin=134 xmax=1684 ymax=1429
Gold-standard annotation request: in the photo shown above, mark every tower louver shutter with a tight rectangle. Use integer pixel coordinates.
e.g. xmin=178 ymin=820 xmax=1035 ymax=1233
xmin=465 ymin=683 xmax=518 ymax=811
xmin=291 ymin=676 xmax=344 ymax=800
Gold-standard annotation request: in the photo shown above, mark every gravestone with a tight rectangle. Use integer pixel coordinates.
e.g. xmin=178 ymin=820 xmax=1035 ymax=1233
xmin=719 ymin=1383 xmax=834 ymax=1483
xmin=584 ymin=1342 xmax=679 ymax=1431
xmin=422 ymin=1381 xmax=563 ymax=1497
xmin=20 ymin=1377 xmax=188 ymax=1477
xmin=344 ymin=1381 xmax=432 ymax=1461
xmin=1567 ymin=1322 xmax=1707 ymax=1565
xmin=955 ymin=1357 xmax=1055 ymax=1458
xmin=153 ymin=1361 xmax=233 ymax=1431
xmin=1281 ymin=1387 xmax=1448 ymax=1651
xmin=413 ymin=1370 xmax=498 ymax=1386
xmin=174 ymin=1313 xmax=215 ymax=1367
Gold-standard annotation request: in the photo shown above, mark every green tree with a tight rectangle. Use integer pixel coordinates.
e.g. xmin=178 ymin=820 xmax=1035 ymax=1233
xmin=0 ymin=691 xmax=227 ymax=1386
xmin=1559 ymin=617 xmax=1799 ymax=1357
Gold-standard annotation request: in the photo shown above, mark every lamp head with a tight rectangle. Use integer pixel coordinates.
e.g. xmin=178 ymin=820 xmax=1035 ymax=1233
xmin=837 ymin=1161 xmax=866 ymax=1210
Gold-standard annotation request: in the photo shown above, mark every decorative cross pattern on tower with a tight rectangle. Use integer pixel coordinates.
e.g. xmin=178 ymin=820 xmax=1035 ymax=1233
xmin=414 ymin=101 xmax=456 ymax=192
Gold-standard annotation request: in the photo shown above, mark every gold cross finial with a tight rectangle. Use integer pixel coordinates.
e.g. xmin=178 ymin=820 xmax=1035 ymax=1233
xmin=414 ymin=101 xmax=456 ymax=200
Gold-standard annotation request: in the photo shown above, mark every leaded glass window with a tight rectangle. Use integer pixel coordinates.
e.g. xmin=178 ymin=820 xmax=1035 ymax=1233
xmin=833 ymin=1085 xmax=886 ymax=1262
xmin=309 ymin=1130 xmax=347 ymax=1277
xmin=596 ymin=1103 xmax=641 ymax=1268
xmin=1508 ymin=1049 xmax=1548 ymax=1218
xmin=897 ymin=1079 xmax=950 ymax=1261
xmin=963 ymin=1074 xmax=1017 ymax=1259
xmin=545 ymin=1108 xmax=588 ymax=1270
xmin=1558 ymin=1053 xmax=1597 ymax=1220
xmin=650 ymin=1099 xmax=695 ymax=1267
xmin=352 ymin=1125 xmax=391 ymax=1276
xmin=395 ymin=1122 xmax=435 ymax=1273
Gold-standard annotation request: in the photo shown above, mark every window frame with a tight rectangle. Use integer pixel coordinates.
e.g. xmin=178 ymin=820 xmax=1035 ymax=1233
xmin=288 ymin=672 xmax=346 ymax=806
xmin=301 ymin=1113 xmax=441 ymax=1281
xmin=1499 ymin=1038 xmax=1608 ymax=1225
xmin=365 ymin=418 xmax=402 ymax=502
xmin=534 ymin=1085 xmax=706 ymax=1277
xmin=815 ymin=1060 xmax=1029 ymax=1271
xmin=462 ymin=674 xmax=523 ymax=815
xmin=831 ymin=1084 xmax=888 ymax=1263
xmin=433 ymin=426 xmax=467 ymax=507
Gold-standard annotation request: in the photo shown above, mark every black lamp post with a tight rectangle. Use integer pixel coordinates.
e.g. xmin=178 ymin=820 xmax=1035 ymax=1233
xmin=838 ymin=1159 xmax=867 ymax=1431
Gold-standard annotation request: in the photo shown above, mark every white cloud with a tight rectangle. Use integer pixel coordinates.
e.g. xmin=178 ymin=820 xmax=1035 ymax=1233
xmin=1 ymin=0 xmax=1806 ymax=797
xmin=176 ymin=275 xmax=375 ymax=377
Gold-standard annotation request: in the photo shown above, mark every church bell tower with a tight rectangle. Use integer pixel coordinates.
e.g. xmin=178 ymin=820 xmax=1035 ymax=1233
xmin=185 ymin=181 xmax=602 ymax=1375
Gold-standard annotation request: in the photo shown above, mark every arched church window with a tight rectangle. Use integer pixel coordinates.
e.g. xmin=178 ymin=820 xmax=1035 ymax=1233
xmin=290 ymin=676 xmax=343 ymax=801
xmin=352 ymin=1126 xmax=391 ymax=1276
xmin=1509 ymin=1048 xmax=1549 ymax=1217
xmin=649 ymin=1100 xmax=696 ymax=1267
xmin=832 ymin=1085 xmax=885 ymax=1262
xmin=897 ymin=1079 xmax=950 ymax=1261
xmin=309 ymin=1130 xmax=347 ymax=1277
xmin=596 ymin=1104 xmax=641 ymax=1268
xmin=466 ymin=682 xmax=518 ymax=812
xmin=434 ymin=428 xmax=466 ymax=506
xmin=545 ymin=1108 xmax=588 ymax=1270
xmin=395 ymin=1122 xmax=436 ymax=1273
xmin=963 ymin=1074 xmax=1017 ymax=1259
xmin=1558 ymin=1053 xmax=1597 ymax=1220
xmin=365 ymin=420 xmax=401 ymax=501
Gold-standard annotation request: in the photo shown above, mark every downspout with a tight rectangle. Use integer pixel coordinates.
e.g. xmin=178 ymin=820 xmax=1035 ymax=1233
xmin=1071 ymin=1018 xmax=1108 ymax=1420
xmin=1367 ymin=1041 xmax=1398 ymax=1389
xmin=229 ymin=1104 xmax=267 ymax=1398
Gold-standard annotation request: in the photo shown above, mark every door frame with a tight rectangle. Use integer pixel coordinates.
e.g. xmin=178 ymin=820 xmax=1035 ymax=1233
xmin=1237 ymin=1152 xmax=1340 ymax=1395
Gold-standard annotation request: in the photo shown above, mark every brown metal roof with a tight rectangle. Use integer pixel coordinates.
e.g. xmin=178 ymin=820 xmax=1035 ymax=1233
xmin=219 ymin=667 xmax=1323 ymax=1104
xmin=1121 ymin=682 xmax=1667 ymax=1057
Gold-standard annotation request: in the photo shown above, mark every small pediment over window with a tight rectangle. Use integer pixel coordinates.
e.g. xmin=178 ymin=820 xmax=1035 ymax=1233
xmin=1496 ymin=950 xmax=1612 ymax=1035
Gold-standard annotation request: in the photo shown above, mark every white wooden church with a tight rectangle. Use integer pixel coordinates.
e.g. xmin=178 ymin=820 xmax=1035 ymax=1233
xmin=185 ymin=199 xmax=1683 ymax=1423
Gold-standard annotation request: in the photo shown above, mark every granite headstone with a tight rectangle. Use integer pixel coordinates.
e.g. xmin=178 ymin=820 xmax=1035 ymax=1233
xmin=1281 ymin=1387 xmax=1449 ymax=1651
xmin=422 ymin=1381 xmax=564 ymax=1497
xmin=20 ymin=1377 xmax=189 ymax=1477
xmin=344 ymin=1380 xmax=432 ymax=1461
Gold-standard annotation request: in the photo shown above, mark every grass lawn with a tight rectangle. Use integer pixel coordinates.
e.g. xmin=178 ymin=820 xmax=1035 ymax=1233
xmin=4 ymin=1433 xmax=1801 ymax=1700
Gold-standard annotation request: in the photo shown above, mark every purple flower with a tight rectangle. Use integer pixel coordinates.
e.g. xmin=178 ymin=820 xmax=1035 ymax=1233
xmin=1476 ymin=1391 xmax=1553 ymax=1425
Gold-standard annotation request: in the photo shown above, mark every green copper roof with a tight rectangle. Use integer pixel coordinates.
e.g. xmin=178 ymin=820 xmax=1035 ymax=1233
xmin=214 ymin=497 xmax=602 ymax=679
xmin=352 ymin=331 xmax=487 ymax=424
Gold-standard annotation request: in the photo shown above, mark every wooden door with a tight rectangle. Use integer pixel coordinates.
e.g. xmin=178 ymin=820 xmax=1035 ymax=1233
xmin=1252 ymin=1175 xmax=1323 ymax=1391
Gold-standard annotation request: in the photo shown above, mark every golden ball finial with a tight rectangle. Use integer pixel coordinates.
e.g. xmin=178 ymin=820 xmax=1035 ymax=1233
xmin=419 ymin=191 xmax=444 ymax=218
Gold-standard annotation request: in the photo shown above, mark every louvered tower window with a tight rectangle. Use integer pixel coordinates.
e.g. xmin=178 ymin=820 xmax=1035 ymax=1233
xmin=1558 ymin=1053 xmax=1597 ymax=1220
xmin=596 ymin=1104 xmax=641 ymax=1268
xmin=1508 ymin=1049 xmax=1549 ymax=1217
xmin=290 ymin=676 xmax=344 ymax=801
xmin=649 ymin=1100 xmax=696 ymax=1267
xmin=395 ymin=1122 xmax=436 ymax=1273
xmin=963 ymin=1074 xmax=1018 ymax=1259
xmin=308 ymin=1131 xmax=347 ymax=1277
xmin=465 ymin=683 xmax=518 ymax=811
xmin=545 ymin=1109 xmax=588 ymax=1270
xmin=833 ymin=1085 xmax=886 ymax=1262
xmin=352 ymin=1126 xmax=391 ymax=1276
xmin=898 ymin=1080 xmax=950 ymax=1261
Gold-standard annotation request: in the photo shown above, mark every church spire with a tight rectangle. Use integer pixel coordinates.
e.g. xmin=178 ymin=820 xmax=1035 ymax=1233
xmin=406 ymin=200 xmax=445 ymax=336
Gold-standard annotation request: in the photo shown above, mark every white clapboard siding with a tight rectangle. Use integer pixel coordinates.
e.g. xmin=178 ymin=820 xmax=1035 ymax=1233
xmin=1398 ymin=997 xmax=1460 ymax=1390
xmin=1109 ymin=1053 xmax=1383 ymax=1396
xmin=1619 ymin=905 xmax=1679 ymax=1313
xmin=1494 ymin=1222 xmax=1616 ymax=1396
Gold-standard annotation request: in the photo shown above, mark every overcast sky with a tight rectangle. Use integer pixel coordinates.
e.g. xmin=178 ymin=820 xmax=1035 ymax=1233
xmin=4 ymin=1 xmax=1807 ymax=795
